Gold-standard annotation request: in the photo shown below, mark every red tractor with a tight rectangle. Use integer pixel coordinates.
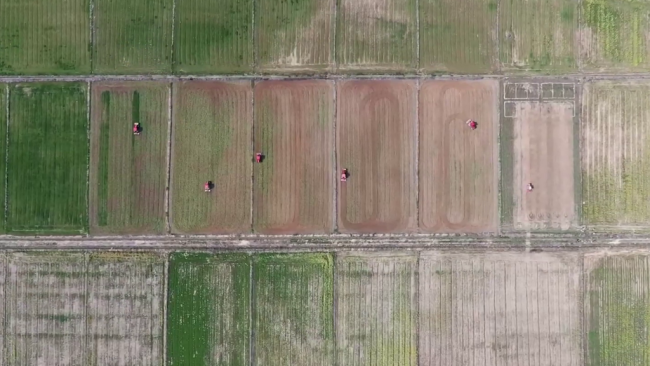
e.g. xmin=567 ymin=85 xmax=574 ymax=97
xmin=466 ymin=119 xmax=478 ymax=130
xmin=133 ymin=122 xmax=141 ymax=135
xmin=255 ymin=153 xmax=263 ymax=163
xmin=341 ymin=169 xmax=348 ymax=182
xmin=204 ymin=181 xmax=212 ymax=192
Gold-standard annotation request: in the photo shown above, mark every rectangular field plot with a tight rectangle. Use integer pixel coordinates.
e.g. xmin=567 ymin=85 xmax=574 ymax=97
xmin=256 ymin=0 xmax=334 ymax=71
xmin=89 ymin=82 xmax=169 ymax=235
xmin=93 ymin=0 xmax=173 ymax=73
xmin=582 ymin=82 xmax=650 ymax=227
xmin=336 ymin=253 xmax=417 ymax=366
xmin=336 ymin=0 xmax=417 ymax=70
xmin=170 ymin=81 xmax=252 ymax=234
xmin=6 ymin=253 xmax=86 ymax=365
xmin=586 ymin=252 xmax=650 ymax=366
xmin=174 ymin=0 xmax=253 ymax=74
xmin=419 ymin=80 xmax=498 ymax=233
xmin=420 ymin=252 xmax=582 ymax=366
xmin=0 ymin=0 xmax=90 ymax=74
xmin=580 ymin=0 xmax=650 ymax=71
xmin=86 ymin=253 xmax=164 ymax=365
xmin=419 ymin=0 xmax=498 ymax=73
xmin=7 ymin=83 xmax=88 ymax=234
xmin=253 ymin=81 xmax=334 ymax=234
xmin=499 ymin=0 xmax=578 ymax=71
xmin=253 ymin=254 xmax=334 ymax=366
xmin=501 ymin=99 xmax=579 ymax=231
xmin=337 ymin=81 xmax=417 ymax=233
xmin=167 ymin=253 xmax=250 ymax=366
xmin=0 ymin=86 xmax=6 ymax=233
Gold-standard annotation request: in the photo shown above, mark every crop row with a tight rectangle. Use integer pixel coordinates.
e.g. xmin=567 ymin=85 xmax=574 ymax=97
xmin=0 ymin=0 xmax=646 ymax=74
xmin=0 ymin=250 xmax=645 ymax=366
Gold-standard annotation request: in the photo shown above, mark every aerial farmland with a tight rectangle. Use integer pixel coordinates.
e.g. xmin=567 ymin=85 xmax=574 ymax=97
xmin=3 ymin=0 xmax=650 ymax=364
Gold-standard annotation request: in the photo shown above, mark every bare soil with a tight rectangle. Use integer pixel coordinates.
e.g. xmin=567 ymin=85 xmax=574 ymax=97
xmin=253 ymin=80 xmax=334 ymax=234
xmin=419 ymin=80 xmax=499 ymax=233
xmin=512 ymin=102 xmax=577 ymax=230
xmin=337 ymin=80 xmax=417 ymax=233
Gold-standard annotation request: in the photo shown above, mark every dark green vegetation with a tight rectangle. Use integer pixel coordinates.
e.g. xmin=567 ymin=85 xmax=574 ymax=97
xmin=167 ymin=253 xmax=250 ymax=366
xmin=90 ymin=82 xmax=169 ymax=234
xmin=0 ymin=0 xmax=90 ymax=74
xmin=94 ymin=0 xmax=173 ymax=73
xmin=588 ymin=255 xmax=650 ymax=366
xmin=7 ymin=83 xmax=88 ymax=233
xmin=256 ymin=0 xmax=333 ymax=70
xmin=174 ymin=0 xmax=253 ymax=73
xmin=419 ymin=0 xmax=497 ymax=73
xmin=253 ymin=253 xmax=334 ymax=365
xmin=170 ymin=81 xmax=252 ymax=234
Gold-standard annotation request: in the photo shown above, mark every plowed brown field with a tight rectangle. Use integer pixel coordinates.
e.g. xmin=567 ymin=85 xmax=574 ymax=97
xmin=337 ymin=80 xmax=417 ymax=233
xmin=512 ymin=102 xmax=577 ymax=230
xmin=419 ymin=80 xmax=499 ymax=233
xmin=253 ymin=81 xmax=334 ymax=234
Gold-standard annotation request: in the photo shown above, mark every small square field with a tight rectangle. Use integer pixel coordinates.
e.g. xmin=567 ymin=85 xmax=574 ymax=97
xmin=501 ymin=84 xmax=579 ymax=231
xmin=7 ymin=83 xmax=88 ymax=234
xmin=337 ymin=80 xmax=417 ymax=233
xmin=580 ymin=0 xmax=650 ymax=71
xmin=420 ymin=251 xmax=582 ymax=366
xmin=499 ymin=0 xmax=578 ymax=71
xmin=93 ymin=0 xmax=173 ymax=73
xmin=419 ymin=0 xmax=498 ymax=73
xmin=0 ymin=0 xmax=90 ymax=74
xmin=173 ymin=0 xmax=253 ymax=74
xmin=256 ymin=0 xmax=334 ymax=71
xmin=253 ymin=81 xmax=334 ymax=234
xmin=170 ymin=81 xmax=252 ymax=234
xmin=89 ymin=82 xmax=169 ymax=235
xmin=336 ymin=0 xmax=417 ymax=71
xmin=582 ymin=82 xmax=650 ymax=228
xmin=419 ymin=80 xmax=499 ymax=233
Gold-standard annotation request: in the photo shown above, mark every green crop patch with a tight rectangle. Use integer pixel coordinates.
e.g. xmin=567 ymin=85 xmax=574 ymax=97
xmin=89 ymin=82 xmax=169 ymax=234
xmin=170 ymin=81 xmax=252 ymax=234
xmin=94 ymin=0 xmax=173 ymax=73
xmin=174 ymin=0 xmax=253 ymax=74
xmin=253 ymin=253 xmax=334 ymax=365
xmin=256 ymin=0 xmax=334 ymax=71
xmin=336 ymin=0 xmax=417 ymax=71
xmin=581 ymin=0 xmax=650 ymax=70
xmin=499 ymin=0 xmax=577 ymax=71
xmin=7 ymin=83 xmax=88 ymax=234
xmin=582 ymin=82 xmax=650 ymax=227
xmin=587 ymin=254 xmax=650 ymax=366
xmin=420 ymin=0 xmax=498 ymax=73
xmin=0 ymin=0 xmax=90 ymax=74
xmin=0 ymin=86 xmax=7 ymax=233
xmin=167 ymin=253 xmax=250 ymax=366
xmin=336 ymin=253 xmax=417 ymax=366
